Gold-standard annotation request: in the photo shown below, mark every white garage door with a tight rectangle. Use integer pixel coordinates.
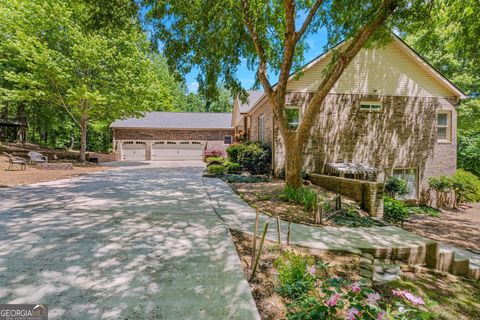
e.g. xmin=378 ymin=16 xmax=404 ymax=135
xmin=152 ymin=141 xmax=204 ymax=161
xmin=122 ymin=141 xmax=146 ymax=161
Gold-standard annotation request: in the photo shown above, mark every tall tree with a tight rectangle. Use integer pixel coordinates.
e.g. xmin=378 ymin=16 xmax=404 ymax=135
xmin=0 ymin=0 xmax=180 ymax=161
xmin=146 ymin=0 xmax=432 ymax=187
xmin=403 ymin=0 xmax=480 ymax=176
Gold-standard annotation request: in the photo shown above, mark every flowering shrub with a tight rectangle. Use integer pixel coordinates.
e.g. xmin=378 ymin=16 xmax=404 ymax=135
xmin=204 ymin=148 xmax=226 ymax=159
xmin=274 ymin=252 xmax=435 ymax=320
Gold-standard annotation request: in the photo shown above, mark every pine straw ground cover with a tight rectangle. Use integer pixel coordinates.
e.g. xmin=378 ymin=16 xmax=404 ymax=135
xmin=231 ymin=231 xmax=480 ymax=320
xmin=228 ymin=179 xmax=377 ymax=226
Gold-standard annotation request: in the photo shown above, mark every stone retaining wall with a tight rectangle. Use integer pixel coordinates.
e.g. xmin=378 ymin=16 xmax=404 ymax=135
xmin=308 ymin=173 xmax=384 ymax=217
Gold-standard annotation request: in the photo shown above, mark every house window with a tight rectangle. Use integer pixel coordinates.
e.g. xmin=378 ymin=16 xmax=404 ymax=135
xmin=360 ymin=101 xmax=383 ymax=111
xmin=224 ymin=135 xmax=232 ymax=145
xmin=392 ymin=168 xmax=418 ymax=199
xmin=258 ymin=114 xmax=265 ymax=143
xmin=285 ymin=106 xmax=300 ymax=130
xmin=437 ymin=111 xmax=451 ymax=142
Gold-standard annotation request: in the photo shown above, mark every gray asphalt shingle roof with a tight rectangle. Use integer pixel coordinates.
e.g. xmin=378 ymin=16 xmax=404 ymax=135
xmin=239 ymin=90 xmax=264 ymax=114
xmin=110 ymin=112 xmax=233 ymax=129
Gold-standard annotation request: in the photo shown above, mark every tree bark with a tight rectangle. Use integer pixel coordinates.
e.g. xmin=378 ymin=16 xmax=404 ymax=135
xmin=284 ymin=136 xmax=303 ymax=187
xmin=79 ymin=111 xmax=88 ymax=162
xmin=242 ymin=0 xmax=399 ymax=188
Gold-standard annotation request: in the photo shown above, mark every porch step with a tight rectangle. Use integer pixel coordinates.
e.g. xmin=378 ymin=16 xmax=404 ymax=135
xmin=438 ymin=244 xmax=480 ymax=280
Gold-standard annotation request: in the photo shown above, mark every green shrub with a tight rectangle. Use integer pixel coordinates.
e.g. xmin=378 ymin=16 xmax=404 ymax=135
xmin=207 ymin=164 xmax=225 ymax=175
xmin=206 ymin=156 xmax=225 ymax=166
xmin=384 ymin=197 xmax=409 ymax=225
xmin=274 ymin=252 xmax=317 ymax=299
xmin=384 ymin=176 xmax=409 ymax=198
xmin=428 ymin=175 xmax=453 ymax=208
xmin=226 ymin=143 xmax=243 ymax=163
xmin=226 ymin=141 xmax=271 ymax=174
xmin=452 ymin=169 xmax=480 ymax=206
xmin=224 ymin=161 xmax=241 ymax=174
xmin=237 ymin=142 xmax=271 ymax=174
xmin=279 ymin=185 xmax=317 ymax=212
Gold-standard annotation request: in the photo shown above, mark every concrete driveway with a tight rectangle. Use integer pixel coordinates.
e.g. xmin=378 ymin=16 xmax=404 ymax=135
xmin=0 ymin=162 xmax=259 ymax=319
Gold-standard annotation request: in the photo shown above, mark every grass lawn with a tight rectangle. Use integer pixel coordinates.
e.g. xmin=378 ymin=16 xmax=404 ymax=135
xmin=231 ymin=230 xmax=480 ymax=320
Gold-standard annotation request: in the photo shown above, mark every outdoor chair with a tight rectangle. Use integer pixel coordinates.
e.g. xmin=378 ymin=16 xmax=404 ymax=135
xmin=3 ymin=152 xmax=27 ymax=171
xmin=28 ymin=151 xmax=48 ymax=164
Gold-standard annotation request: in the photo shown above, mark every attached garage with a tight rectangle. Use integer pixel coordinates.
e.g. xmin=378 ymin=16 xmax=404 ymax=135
xmin=151 ymin=141 xmax=205 ymax=161
xmin=121 ymin=141 xmax=146 ymax=161
xmin=110 ymin=112 xmax=234 ymax=162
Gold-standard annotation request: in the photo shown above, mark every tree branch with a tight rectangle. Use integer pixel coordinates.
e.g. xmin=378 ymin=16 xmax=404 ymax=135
xmin=296 ymin=0 xmax=400 ymax=144
xmin=240 ymin=0 xmax=274 ymax=100
xmin=294 ymin=0 xmax=324 ymax=42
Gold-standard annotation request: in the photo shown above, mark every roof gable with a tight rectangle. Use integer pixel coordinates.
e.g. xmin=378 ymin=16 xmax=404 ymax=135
xmin=286 ymin=35 xmax=466 ymax=99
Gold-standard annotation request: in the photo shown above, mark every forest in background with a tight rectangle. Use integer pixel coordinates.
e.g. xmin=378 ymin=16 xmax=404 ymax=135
xmin=0 ymin=0 xmax=232 ymax=157
xmin=0 ymin=0 xmax=478 ymax=176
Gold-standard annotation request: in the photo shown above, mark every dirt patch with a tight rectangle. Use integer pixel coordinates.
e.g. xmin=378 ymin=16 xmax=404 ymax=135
xmin=230 ymin=230 xmax=361 ymax=320
xmin=0 ymin=155 xmax=109 ymax=187
xmin=229 ymin=179 xmax=372 ymax=226
xmin=403 ymin=204 xmax=480 ymax=252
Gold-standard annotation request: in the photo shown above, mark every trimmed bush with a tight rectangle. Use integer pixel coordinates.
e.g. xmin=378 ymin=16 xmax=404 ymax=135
xmin=226 ymin=141 xmax=271 ymax=174
xmin=224 ymin=161 xmax=241 ymax=173
xmin=384 ymin=196 xmax=409 ymax=225
xmin=452 ymin=169 xmax=480 ymax=206
xmin=226 ymin=143 xmax=243 ymax=163
xmin=206 ymin=156 xmax=225 ymax=166
xmin=384 ymin=176 xmax=409 ymax=198
xmin=207 ymin=164 xmax=224 ymax=175
xmin=204 ymin=148 xmax=225 ymax=159
xmin=428 ymin=175 xmax=453 ymax=208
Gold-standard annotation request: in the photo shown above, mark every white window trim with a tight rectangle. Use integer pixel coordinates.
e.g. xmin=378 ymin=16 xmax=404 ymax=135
xmin=392 ymin=167 xmax=419 ymax=200
xmin=258 ymin=114 xmax=265 ymax=143
xmin=436 ymin=111 xmax=452 ymax=143
xmin=359 ymin=101 xmax=383 ymax=112
xmin=285 ymin=105 xmax=301 ymax=130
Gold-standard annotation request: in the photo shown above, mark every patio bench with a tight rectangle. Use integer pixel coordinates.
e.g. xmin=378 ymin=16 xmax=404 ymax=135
xmin=28 ymin=151 xmax=48 ymax=164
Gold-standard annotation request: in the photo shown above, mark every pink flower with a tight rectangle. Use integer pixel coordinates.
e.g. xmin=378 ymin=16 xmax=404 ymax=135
xmin=392 ymin=289 xmax=425 ymax=306
xmin=349 ymin=282 xmax=361 ymax=293
xmin=377 ymin=311 xmax=386 ymax=320
xmin=347 ymin=308 xmax=359 ymax=320
xmin=325 ymin=293 xmax=340 ymax=307
xmin=392 ymin=289 xmax=406 ymax=297
xmin=366 ymin=292 xmax=381 ymax=305
xmin=306 ymin=265 xmax=316 ymax=276
xmin=315 ymin=279 xmax=322 ymax=287
xmin=403 ymin=292 xmax=425 ymax=305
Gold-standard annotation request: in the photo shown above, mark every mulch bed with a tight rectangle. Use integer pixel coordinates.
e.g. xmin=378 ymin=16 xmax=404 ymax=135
xmin=229 ymin=179 xmax=368 ymax=226
xmin=231 ymin=230 xmax=361 ymax=320
xmin=403 ymin=204 xmax=480 ymax=252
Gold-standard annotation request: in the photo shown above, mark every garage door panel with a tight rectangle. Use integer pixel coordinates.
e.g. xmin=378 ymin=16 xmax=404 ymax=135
xmin=122 ymin=142 xmax=146 ymax=161
xmin=151 ymin=141 xmax=204 ymax=161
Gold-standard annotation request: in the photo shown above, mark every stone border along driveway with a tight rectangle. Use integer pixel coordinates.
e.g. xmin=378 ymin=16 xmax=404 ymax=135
xmin=0 ymin=162 xmax=261 ymax=320
xmin=203 ymin=177 xmax=480 ymax=280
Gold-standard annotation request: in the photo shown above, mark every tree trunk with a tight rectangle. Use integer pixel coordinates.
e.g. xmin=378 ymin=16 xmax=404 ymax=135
xmin=283 ymin=136 xmax=303 ymax=188
xmin=79 ymin=112 xmax=88 ymax=162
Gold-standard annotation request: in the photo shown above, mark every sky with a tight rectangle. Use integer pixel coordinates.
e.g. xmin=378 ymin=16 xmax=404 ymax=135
xmin=184 ymin=27 xmax=330 ymax=92
xmin=140 ymin=5 xmax=330 ymax=93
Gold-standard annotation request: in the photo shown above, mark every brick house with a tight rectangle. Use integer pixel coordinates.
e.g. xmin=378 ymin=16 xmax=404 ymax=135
xmin=110 ymin=112 xmax=233 ymax=161
xmin=232 ymin=35 xmax=466 ymax=202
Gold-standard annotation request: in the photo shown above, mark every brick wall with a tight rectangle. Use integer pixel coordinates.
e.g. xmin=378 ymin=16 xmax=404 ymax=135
xmin=247 ymin=92 xmax=458 ymax=200
xmin=308 ymin=173 xmax=384 ymax=216
xmin=249 ymin=101 xmax=274 ymax=146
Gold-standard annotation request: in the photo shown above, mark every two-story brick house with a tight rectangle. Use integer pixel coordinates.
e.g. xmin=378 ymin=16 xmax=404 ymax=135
xmin=232 ymin=35 xmax=466 ymax=201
